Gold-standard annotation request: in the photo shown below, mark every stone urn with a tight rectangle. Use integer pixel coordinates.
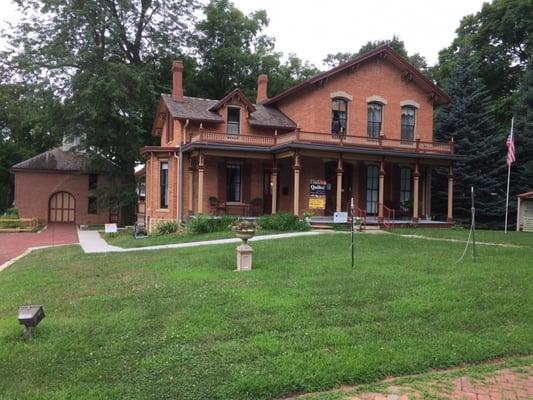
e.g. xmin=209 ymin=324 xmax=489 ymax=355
xmin=229 ymin=220 xmax=258 ymax=271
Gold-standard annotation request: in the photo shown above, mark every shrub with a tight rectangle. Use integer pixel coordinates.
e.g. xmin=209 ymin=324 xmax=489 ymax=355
xmin=0 ymin=219 xmax=21 ymax=229
xmin=186 ymin=215 xmax=236 ymax=234
xmin=154 ymin=220 xmax=179 ymax=235
xmin=257 ymin=212 xmax=309 ymax=232
xmin=2 ymin=208 xmax=18 ymax=218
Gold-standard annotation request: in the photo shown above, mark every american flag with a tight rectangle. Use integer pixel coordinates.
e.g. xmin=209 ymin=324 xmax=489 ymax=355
xmin=506 ymin=129 xmax=516 ymax=167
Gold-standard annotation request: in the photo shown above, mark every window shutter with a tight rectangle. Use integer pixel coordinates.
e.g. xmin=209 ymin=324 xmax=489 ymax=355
xmin=218 ymin=162 xmax=227 ymax=202
xmin=243 ymin=163 xmax=252 ymax=203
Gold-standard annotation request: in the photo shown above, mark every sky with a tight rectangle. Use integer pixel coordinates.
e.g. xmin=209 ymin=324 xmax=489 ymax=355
xmin=0 ymin=0 xmax=487 ymax=68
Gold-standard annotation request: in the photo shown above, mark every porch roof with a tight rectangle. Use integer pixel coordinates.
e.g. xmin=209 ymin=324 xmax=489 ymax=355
xmin=181 ymin=141 xmax=464 ymax=161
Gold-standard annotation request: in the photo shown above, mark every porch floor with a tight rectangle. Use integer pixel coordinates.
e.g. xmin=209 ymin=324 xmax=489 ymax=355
xmin=310 ymin=216 xmax=451 ymax=227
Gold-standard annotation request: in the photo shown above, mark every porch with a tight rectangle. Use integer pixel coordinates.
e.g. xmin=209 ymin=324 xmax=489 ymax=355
xmin=185 ymin=148 xmax=455 ymax=225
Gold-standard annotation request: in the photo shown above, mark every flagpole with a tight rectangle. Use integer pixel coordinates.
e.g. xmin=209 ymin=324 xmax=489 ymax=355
xmin=504 ymin=117 xmax=514 ymax=234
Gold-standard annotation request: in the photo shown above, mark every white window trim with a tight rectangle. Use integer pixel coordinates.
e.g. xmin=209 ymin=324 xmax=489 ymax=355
xmin=400 ymin=99 xmax=420 ymax=109
xmin=330 ymin=91 xmax=353 ymax=101
xmin=366 ymin=95 xmax=387 ymax=105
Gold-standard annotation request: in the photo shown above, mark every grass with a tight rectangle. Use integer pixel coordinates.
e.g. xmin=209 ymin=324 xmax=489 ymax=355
xmin=390 ymin=227 xmax=533 ymax=247
xmin=0 ymin=232 xmax=531 ymax=399
xmin=102 ymin=228 xmax=284 ymax=248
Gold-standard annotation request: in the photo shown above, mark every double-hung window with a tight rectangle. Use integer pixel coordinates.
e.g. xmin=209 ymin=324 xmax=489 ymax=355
xmin=226 ymin=164 xmax=242 ymax=202
xmin=227 ymin=107 xmax=240 ymax=134
xmin=401 ymin=106 xmax=415 ymax=141
xmin=367 ymin=102 xmax=383 ymax=138
xmin=160 ymin=161 xmax=169 ymax=208
xmin=331 ymin=98 xmax=348 ymax=135
xmin=400 ymin=167 xmax=412 ymax=206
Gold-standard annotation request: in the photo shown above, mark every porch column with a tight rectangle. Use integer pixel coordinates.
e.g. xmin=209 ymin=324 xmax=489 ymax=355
xmin=425 ymin=167 xmax=432 ymax=218
xmin=378 ymin=159 xmax=385 ymax=224
xmin=188 ymin=157 xmax=194 ymax=214
xmin=271 ymin=159 xmax=278 ymax=214
xmin=197 ymin=153 xmax=205 ymax=214
xmin=412 ymin=162 xmax=420 ymax=224
xmin=447 ymin=165 xmax=454 ymax=223
xmin=336 ymin=156 xmax=343 ymax=212
xmin=293 ymin=152 xmax=300 ymax=216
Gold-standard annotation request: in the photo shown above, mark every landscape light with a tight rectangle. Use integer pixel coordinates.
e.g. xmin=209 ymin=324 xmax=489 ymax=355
xmin=17 ymin=305 xmax=45 ymax=339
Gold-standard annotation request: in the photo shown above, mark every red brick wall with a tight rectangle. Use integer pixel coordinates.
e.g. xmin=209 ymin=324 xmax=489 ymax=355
xmin=276 ymin=58 xmax=434 ymax=141
xmin=14 ymin=171 xmax=110 ymax=225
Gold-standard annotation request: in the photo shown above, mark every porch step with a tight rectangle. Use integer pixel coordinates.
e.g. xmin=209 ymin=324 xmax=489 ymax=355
xmin=310 ymin=223 xmax=334 ymax=231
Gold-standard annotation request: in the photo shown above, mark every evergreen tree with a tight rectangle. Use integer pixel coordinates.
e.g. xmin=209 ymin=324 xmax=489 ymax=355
xmin=514 ymin=59 xmax=533 ymax=194
xmin=434 ymin=46 xmax=507 ymax=226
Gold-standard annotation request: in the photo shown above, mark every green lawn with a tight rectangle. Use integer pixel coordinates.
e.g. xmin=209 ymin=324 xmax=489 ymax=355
xmin=0 ymin=232 xmax=531 ymax=399
xmin=390 ymin=227 xmax=533 ymax=247
xmin=102 ymin=228 xmax=284 ymax=248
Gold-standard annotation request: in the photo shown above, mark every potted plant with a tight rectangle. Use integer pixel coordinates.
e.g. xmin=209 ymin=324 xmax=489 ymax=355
xmin=229 ymin=219 xmax=258 ymax=243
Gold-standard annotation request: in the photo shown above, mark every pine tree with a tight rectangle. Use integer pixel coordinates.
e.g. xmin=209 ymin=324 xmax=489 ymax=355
xmin=514 ymin=59 xmax=533 ymax=196
xmin=434 ymin=46 xmax=507 ymax=226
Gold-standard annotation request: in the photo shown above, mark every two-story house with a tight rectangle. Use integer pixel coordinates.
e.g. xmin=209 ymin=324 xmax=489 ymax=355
xmin=140 ymin=45 xmax=459 ymax=231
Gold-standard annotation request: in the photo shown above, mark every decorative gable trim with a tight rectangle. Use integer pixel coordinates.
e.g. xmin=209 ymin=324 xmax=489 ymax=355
xmin=208 ymin=88 xmax=256 ymax=113
xmin=264 ymin=45 xmax=451 ymax=106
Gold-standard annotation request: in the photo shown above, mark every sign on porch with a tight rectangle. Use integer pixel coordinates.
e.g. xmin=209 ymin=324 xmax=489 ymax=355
xmin=309 ymin=179 xmax=326 ymax=210
xmin=105 ymin=223 xmax=118 ymax=233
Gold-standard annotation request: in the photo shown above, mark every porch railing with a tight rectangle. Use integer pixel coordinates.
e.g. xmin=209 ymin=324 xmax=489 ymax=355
xmin=188 ymin=129 xmax=454 ymax=155
xmin=382 ymin=205 xmax=396 ymax=229
xmin=356 ymin=207 xmax=367 ymax=231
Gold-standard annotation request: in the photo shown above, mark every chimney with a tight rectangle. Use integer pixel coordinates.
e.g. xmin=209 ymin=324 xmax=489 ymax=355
xmin=256 ymin=74 xmax=268 ymax=103
xmin=172 ymin=60 xmax=184 ymax=102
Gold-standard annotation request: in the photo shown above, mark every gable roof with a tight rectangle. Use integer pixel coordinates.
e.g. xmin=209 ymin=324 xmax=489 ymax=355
xmin=157 ymin=93 xmax=296 ymax=132
xmin=208 ymin=88 xmax=256 ymax=112
xmin=264 ymin=45 xmax=451 ymax=106
xmin=11 ymin=148 xmax=100 ymax=173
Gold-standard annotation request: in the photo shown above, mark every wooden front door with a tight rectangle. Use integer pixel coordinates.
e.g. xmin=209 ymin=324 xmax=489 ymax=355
xmin=49 ymin=191 xmax=76 ymax=223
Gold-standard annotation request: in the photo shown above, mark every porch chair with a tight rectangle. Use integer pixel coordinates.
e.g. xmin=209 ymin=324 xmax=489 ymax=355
xmin=249 ymin=198 xmax=263 ymax=216
xmin=208 ymin=196 xmax=226 ymax=215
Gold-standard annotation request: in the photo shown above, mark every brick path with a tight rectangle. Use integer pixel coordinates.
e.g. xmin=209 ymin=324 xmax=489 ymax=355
xmin=343 ymin=367 xmax=533 ymax=400
xmin=0 ymin=224 xmax=79 ymax=268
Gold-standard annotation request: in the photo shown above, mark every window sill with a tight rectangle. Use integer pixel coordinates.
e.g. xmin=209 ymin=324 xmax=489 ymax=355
xmin=155 ymin=208 xmax=170 ymax=212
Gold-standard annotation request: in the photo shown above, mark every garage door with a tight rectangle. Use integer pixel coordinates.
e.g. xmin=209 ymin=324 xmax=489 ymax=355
xmin=49 ymin=191 xmax=76 ymax=223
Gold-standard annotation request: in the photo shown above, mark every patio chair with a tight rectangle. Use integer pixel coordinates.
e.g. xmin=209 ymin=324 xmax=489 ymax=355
xmin=208 ymin=196 xmax=226 ymax=215
xmin=249 ymin=198 xmax=263 ymax=216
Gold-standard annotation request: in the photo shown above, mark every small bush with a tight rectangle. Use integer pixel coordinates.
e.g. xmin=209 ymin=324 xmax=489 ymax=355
xmin=2 ymin=208 xmax=19 ymax=218
xmin=155 ymin=220 xmax=179 ymax=235
xmin=257 ymin=212 xmax=309 ymax=232
xmin=0 ymin=219 xmax=20 ymax=229
xmin=186 ymin=215 xmax=237 ymax=234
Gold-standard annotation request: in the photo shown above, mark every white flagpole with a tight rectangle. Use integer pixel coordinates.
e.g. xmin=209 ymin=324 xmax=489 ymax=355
xmin=504 ymin=117 xmax=514 ymax=234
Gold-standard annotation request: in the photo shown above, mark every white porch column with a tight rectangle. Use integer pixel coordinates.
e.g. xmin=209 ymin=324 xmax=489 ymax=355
xmin=197 ymin=153 xmax=205 ymax=214
xmin=271 ymin=159 xmax=278 ymax=214
xmin=413 ymin=162 xmax=420 ymax=224
xmin=447 ymin=165 xmax=454 ymax=223
xmin=378 ymin=159 xmax=385 ymax=224
xmin=293 ymin=153 xmax=300 ymax=216
xmin=336 ymin=157 xmax=343 ymax=212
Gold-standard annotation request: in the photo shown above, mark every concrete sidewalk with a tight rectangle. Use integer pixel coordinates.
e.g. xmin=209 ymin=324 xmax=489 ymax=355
xmin=77 ymin=230 xmax=324 ymax=254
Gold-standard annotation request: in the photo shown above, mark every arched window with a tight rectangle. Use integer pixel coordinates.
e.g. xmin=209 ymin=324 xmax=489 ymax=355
xmin=367 ymin=102 xmax=383 ymax=138
xmin=331 ymin=98 xmax=348 ymax=135
xmin=401 ymin=106 xmax=415 ymax=141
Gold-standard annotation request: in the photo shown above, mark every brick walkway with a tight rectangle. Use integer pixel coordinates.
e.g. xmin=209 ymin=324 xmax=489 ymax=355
xmin=0 ymin=224 xmax=79 ymax=268
xmin=343 ymin=367 xmax=533 ymax=400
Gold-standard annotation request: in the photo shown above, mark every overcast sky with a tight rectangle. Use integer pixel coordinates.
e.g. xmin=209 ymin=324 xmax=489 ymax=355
xmin=1 ymin=0 xmax=487 ymax=67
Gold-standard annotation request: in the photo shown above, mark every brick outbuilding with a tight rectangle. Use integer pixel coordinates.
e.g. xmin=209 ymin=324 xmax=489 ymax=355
xmin=12 ymin=147 xmax=115 ymax=225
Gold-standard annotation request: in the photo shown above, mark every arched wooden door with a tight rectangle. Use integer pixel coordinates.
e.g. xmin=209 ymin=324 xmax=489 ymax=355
xmin=49 ymin=191 xmax=76 ymax=223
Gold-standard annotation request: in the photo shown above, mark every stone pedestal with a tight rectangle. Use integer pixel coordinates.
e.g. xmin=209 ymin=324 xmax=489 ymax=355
xmin=236 ymin=243 xmax=253 ymax=271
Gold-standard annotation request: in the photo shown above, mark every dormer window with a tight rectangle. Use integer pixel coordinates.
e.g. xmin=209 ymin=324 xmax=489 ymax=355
xmin=367 ymin=102 xmax=383 ymax=138
xmin=401 ymin=106 xmax=415 ymax=141
xmin=331 ymin=98 xmax=348 ymax=135
xmin=227 ymin=107 xmax=240 ymax=134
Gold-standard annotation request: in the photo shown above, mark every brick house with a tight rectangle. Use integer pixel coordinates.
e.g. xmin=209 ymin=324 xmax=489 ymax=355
xmin=12 ymin=146 xmax=115 ymax=225
xmin=140 ymin=45 xmax=459 ymax=231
